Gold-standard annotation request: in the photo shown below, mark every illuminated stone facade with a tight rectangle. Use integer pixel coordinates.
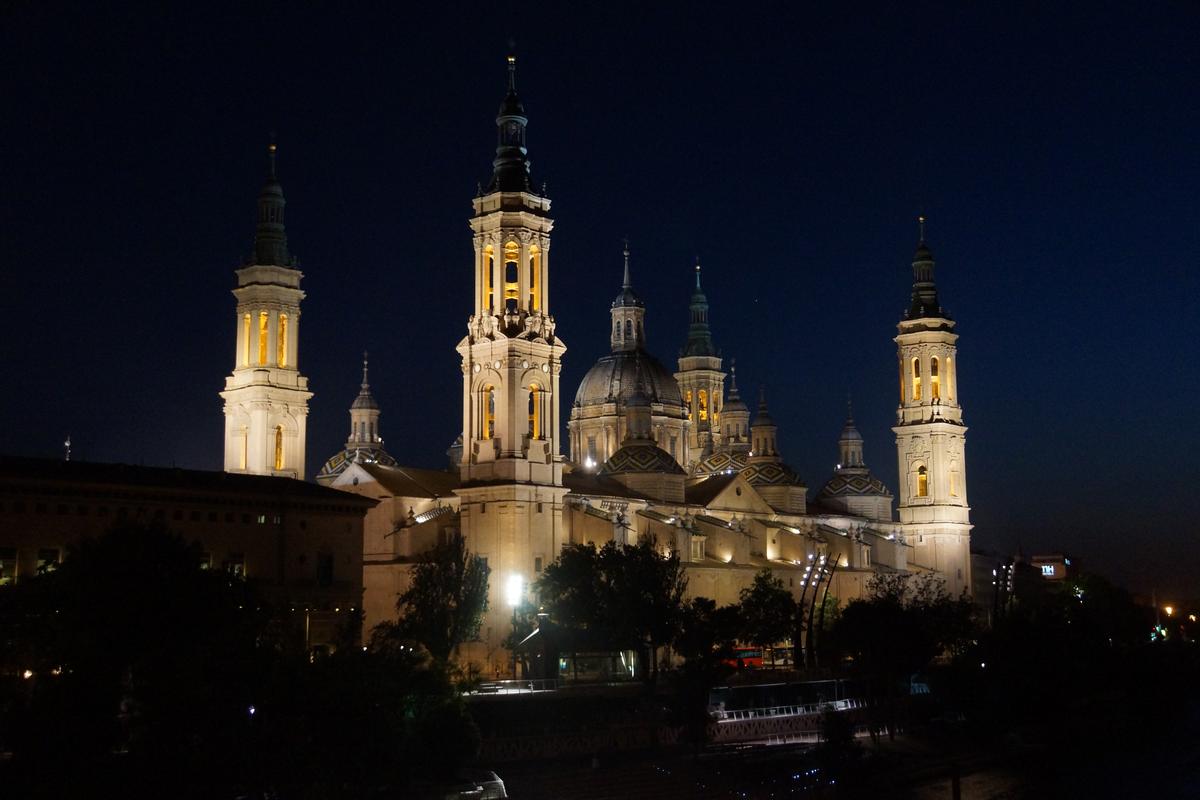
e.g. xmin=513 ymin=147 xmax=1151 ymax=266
xmin=314 ymin=61 xmax=972 ymax=675
xmin=220 ymin=144 xmax=312 ymax=479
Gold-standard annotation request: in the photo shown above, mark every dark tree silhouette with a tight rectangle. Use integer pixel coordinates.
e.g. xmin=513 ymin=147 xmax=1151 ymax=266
xmin=738 ymin=568 xmax=797 ymax=661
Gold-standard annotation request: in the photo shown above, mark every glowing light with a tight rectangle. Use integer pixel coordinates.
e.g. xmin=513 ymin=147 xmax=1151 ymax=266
xmin=248 ymin=705 xmax=256 ymax=716
xmin=22 ymin=669 xmax=33 ymax=680
xmin=505 ymin=573 xmax=524 ymax=607
xmin=1165 ymin=606 xmax=1175 ymax=617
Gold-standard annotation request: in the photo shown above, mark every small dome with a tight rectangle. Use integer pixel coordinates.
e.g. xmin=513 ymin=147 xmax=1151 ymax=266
xmin=693 ymin=450 xmax=748 ymax=476
xmin=741 ymin=461 xmax=803 ymax=487
xmin=574 ymin=350 xmax=684 ymax=409
xmin=612 ymin=286 xmax=644 ymax=308
xmin=913 ymin=242 xmax=934 ymax=262
xmin=351 ymin=390 xmax=379 ymax=410
xmin=601 ymin=442 xmax=686 ymax=476
xmin=839 ymin=422 xmax=862 ymax=442
xmin=817 ymin=473 xmax=892 ymax=499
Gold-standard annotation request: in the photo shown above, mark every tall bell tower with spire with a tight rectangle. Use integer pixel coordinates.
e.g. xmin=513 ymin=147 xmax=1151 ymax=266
xmin=220 ymin=143 xmax=312 ymax=478
xmin=455 ymin=57 xmax=569 ymax=671
xmin=893 ymin=218 xmax=972 ymax=596
xmin=676 ymin=260 xmax=726 ymax=463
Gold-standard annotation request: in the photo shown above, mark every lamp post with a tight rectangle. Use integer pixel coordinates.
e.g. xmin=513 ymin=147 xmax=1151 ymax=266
xmin=505 ymin=573 xmax=524 ymax=680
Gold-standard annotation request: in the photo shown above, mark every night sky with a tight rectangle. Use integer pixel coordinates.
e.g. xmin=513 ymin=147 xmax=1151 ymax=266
xmin=2 ymin=3 xmax=1197 ymax=597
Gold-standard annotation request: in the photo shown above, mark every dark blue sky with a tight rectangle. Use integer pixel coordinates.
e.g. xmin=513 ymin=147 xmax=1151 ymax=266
xmin=2 ymin=3 xmax=1197 ymax=596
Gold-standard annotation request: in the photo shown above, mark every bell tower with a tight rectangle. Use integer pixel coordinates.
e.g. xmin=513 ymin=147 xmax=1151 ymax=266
xmin=455 ymin=57 xmax=569 ymax=673
xmin=220 ymin=143 xmax=312 ymax=478
xmin=675 ymin=261 xmax=726 ymax=463
xmin=892 ymin=218 xmax=972 ymax=596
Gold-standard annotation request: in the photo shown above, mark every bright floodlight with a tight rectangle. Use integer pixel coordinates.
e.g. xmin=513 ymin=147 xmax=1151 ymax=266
xmin=505 ymin=573 xmax=524 ymax=607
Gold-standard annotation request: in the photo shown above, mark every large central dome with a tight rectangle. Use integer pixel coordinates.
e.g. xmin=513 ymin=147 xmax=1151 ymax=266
xmin=574 ymin=349 xmax=684 ymax=409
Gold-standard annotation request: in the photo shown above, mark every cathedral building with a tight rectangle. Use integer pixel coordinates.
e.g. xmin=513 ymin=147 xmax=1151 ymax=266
xmin=289 ymin=58 xmax=972 ymax=674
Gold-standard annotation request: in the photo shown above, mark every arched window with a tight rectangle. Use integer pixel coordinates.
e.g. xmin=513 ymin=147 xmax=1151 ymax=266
xmin=624 ymin=319 xmax=632 ymax=336
xmin=239 ymin=425 xmax=248 ymax=470
xmin=482 ymin=385 xmax=496 ymax=439
xmin=242 ymin=314 xmax=251 ymax=366
xmin=917 ymin=465 xmax=928 ymax=497
xmin=528 ymin=245 xmax=540 ymax=311
xmin=946 ymin=357 xmax=954 ymax=402
xmin=684 ymin=390 xmax=693 ymax=419
xmin=277 ymin=313 xmax=288 ymax=367
xmin=898 ymin=360 xmax=904 ymax=403
xmin=258 ymin=312 xmax=269 ymax=366
xmin=949 ymin=467 xmax=959 ymax=497
xmin=930 ymin=357 xmax=940 ymax=399
xmin=274 ymin=426 xmax=284 ymax=471
xmin=484 ymin=245 xmax=495 ymax=312
xmin=698 ymin=389 xmax=708 ymax=420
xmin=528 ymin=384 xmax=541 ymax=439
xmin=911 ymin=357 xmax=922 ymax=401
xmin=503 ymin=241 xmax=519 ymax=312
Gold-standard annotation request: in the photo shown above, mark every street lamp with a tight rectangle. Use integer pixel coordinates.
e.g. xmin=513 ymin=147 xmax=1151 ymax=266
xmin=506 ymin=574 xmax=524 ymax=680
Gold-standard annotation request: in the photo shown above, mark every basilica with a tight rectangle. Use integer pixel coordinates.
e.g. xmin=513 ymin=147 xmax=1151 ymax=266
xmin=220 ymin=57 xmax=972 ymax=673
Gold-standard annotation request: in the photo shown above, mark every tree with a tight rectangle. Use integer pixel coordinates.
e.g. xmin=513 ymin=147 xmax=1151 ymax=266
xmin=376 ymin=532 xmax=489 ymax=663
xmin=670 ymin=597 xmax=740 ymax=748
xmin=535 ymin=538 xmax=687 ymax=683
xmin=738 ymin=568 xmax=797 ymax=660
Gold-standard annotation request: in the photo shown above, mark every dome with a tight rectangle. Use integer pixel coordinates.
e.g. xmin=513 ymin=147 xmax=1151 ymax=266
xmin=693 ymin=450 xmax=748 ymax=476
xmin=600 ymin=443 xmax=686 ymax=476
xmin=741 ymin=461 xmax=803 ymax=487
xmin=574 ymin=350 xmax=684 ymax=409
xmin=351 ymin=390 xmax=379 ymax=410
xmin=817 ymin=472 xmax=892 ymax=499
xmin=913 ymin=241 xmax=934 ymax=262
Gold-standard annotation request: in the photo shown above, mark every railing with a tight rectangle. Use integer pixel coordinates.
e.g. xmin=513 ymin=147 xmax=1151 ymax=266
xmin=715 ymin=697 xmax=863 ymax=722
xmin=471 ymin=678 xmax=560 ymax=695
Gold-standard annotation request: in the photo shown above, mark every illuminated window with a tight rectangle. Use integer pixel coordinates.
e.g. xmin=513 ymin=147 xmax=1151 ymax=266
xmin=946 ymin=357 xmax=954 ymax=402
xmin=698 ymin=389 xmax=708 ymax=421
xmin=484 ymin=245 xmax=495 ymax=311
xmin=917 ymin=466 xmax=928 ymax=497
xmin=0 ymin=547 xmax=17 ymax=586
xmin=1041 ymin=564 xmax=1055 ymax=577
xmin=911 ymin=358 xmax=921 ymax=401
xmin=528 ymin=245 xmax=540 ymax=310
xmin=503 ymin=240 xmax=519 ymax=312
xmin=277 ymin=313 xmax=288 ymax=367
xmin=587 ymin=436 xmax=597 ymax=462
xmin=949 ymin=467 xmax=959 ymax=497
xmin=242 ymin=313 xmax=251 ymax=366
xmin=482 ymin=385 xmax=495 ymax=439
xmin=224 ymin=553 xmax=246 ymax=577
xmin=258 ymin=311 xmax=269 ymax=365
xmin=685 ymin=390 xmax=693 ymax=419
xmin=528 ymin=384 xmax=541 ymax=439
xmin=274 ymin=425 xmax=284 ymax=470
xmin=898 ymin=360 xmax=905 ymax=403
xmin=930 ymin=357 xmax=940 ymax=399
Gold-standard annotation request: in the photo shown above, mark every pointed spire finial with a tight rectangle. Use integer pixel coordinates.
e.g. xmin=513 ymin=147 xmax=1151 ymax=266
xmin=361 ymin=350 xmax=370 ymax=388
xmin=729 ymin=358 xmax=739 ymax=393
xmin=622 ymin=238 xmax=631 ymax=288
xmin=846 ymin=391 xmax=854 ymax=423
xmin=267 ymin=137 xmax=278 ymax=180
xmin=918 ymin=214 xmax=926 ymax=243
xmin=506 ymin=53 xmax=517 ymax=91
xmin=694 ymin=256 xmax=702 ymax=289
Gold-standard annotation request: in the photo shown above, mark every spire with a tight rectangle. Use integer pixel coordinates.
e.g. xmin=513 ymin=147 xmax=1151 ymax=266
xmin=682 ymin=257 xmax=718 ymax=357
xmin=905 ymin=215 xmax=949 ymax=320
xmin=252 ymin=141 xmax=293 ymax=267
xmin=838 ymin=394 xmax=865 ymax=469
xmin=488 ymin=54 xmax=534 ymax=193
xmin=728 ymin=359 xmax=740 ymax=398
xmin=749 ymin=386 xmax=779 ymax=461
xmin=612 ymin=239 xmax=643 ymax=309
xmin=351 ymin=350 xmax=379 ymax=411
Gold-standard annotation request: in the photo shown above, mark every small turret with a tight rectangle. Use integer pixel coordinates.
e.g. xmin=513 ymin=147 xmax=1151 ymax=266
xmin=610 ymin=241 xmax=646 ymax=352
xmin=251 ymin=142 xmax=294 ymax=267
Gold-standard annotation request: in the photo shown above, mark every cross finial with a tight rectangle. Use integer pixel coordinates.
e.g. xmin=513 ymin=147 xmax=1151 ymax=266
xmin=361 ymin=350 xmax=370 ymax=387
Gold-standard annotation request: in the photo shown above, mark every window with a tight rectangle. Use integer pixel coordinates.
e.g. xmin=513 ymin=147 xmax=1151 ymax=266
xmin=482 ymin=385 xmax=496 ymax=439
xmin=949 ymin=468 xmax=960 ymax=497
xmin=258 ymin=311 xmax=269 ymax=365
xmin=911 ymin=358 xmax=922 ymax=401
xmin=224 ymin=554 xmax=245 ymax=577
xmin=930 ymin=357 xmax=940 ymax=399
xmin=484 ymin=245 xmax=495 ymax=311
xmin=274 ymin=425 xmax=284 ymax=470
xmin=528 ymin=385 xmax=541 ymax=439
xmin=917 ymin=466 xmax=929 ymax=497
xmin=503 ymin=240 xmax=519 ymax=312
xmin=277 ymin=313 xmax=288 ymax=367
xmin=528 ymin=245 xmax=540 ymax=310
xmin=242 ymin=313 xmax=251 ymax=366
xmin=946 ymin=357 xmax=954 ymax=402
xmin=0 ymin=548 xmax=16 ymax=586
xmin=685 ymin=389 xmax=693 ymax=419
xmin=587 ymin=436 xmax=597 ymax=463
xmin=198 ymin=552 xmax=212 ymax=570
xmin=257 ymin=514 xmax=266 ymax=524
xmin=690 ymin=537 xmax=705 ymax=562
xmin=624 ymin=319 xmax=632 ymax=336
xmin=534 ymin=556 xmax=544 ymax=573
xmin=536 ymin=502 xmax=543 ymax=513
xmin=317 ymin=553 xmax=334 ymax=587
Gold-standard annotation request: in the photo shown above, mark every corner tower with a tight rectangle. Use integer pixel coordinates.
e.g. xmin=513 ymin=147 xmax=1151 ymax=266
xmin=220 ymin=143 xmax=312 ymax=478
xmin=455 ymin=57 xmax=569 ymax=673
xmin=892 ymin=218 xmax=971 ymax=595
xmin=675 ymin=261 xmax=726 ymax=463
